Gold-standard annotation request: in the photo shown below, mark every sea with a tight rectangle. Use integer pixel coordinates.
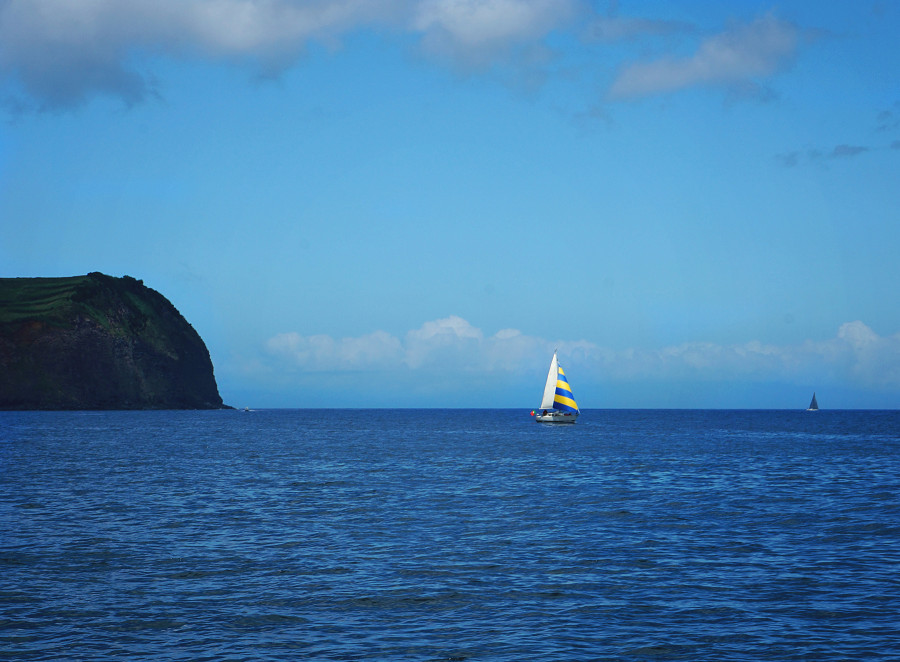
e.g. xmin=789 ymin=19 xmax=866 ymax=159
xmin=1 ymin=409 xmax=898 ymax=661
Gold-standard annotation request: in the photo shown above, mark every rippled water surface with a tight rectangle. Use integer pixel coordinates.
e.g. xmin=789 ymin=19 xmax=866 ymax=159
xmin=2 ymin=409 xmax=899 ymax=660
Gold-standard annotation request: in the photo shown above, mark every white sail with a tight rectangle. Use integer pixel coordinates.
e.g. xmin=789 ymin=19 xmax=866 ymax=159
xmin=540 ymin=351 xmax=560 ymax=409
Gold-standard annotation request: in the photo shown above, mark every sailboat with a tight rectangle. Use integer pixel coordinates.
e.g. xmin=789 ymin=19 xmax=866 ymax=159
xmin=532 ymin=350 xmax=579 ymax=423
xmin=807 ymin=392 xmax=819 ymax=411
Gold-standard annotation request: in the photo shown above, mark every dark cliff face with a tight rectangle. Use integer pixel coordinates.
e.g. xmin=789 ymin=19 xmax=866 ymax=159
xmin=0 ymin=273 xmax=227 ymax=410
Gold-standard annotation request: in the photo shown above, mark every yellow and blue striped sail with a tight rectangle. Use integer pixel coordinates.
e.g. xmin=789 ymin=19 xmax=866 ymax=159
xmin=553 ymin=366 xmax=579 ymax=413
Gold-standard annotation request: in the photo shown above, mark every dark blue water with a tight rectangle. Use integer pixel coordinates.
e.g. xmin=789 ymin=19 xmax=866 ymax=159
xmin=2 ymin=409 xmax=898 ymax=661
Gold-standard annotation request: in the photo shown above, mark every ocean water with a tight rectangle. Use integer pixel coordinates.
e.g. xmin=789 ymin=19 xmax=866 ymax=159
xmin=1 ymin=409 xmax=898 ymax=661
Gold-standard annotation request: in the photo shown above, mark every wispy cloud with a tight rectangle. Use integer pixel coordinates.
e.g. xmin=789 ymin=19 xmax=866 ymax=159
xmin=876 ymin=102 xmax=900 ymax=132
xmin=777 ymin=105 xmax=900 ymax=166
xmin=829 ymin=144 xmax=869 ymax=158
xmin=776 ymin=143 xmax=873 ymax=167
xmin=608 ymin=14 xmax=799 ymax=100
xmin=265 ymin=316 xmax=900 ymax=392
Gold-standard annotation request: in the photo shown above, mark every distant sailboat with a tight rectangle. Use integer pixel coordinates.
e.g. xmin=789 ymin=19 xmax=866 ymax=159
xmin=532 ymin=351 xmax=579 ymax=423
xmin=807 ymin=392 xmax=819 ymax=411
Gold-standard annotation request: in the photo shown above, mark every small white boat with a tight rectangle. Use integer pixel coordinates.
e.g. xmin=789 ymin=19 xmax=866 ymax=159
xmin=532 ymin=350 xmax=579 ymax=423
xmin=807 ymin=392 xmax=818 ymax=411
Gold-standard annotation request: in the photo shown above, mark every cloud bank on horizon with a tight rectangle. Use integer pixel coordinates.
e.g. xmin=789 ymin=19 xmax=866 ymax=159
xmin=264 ymin=316 xmax=900 ymax=394
xmin=0 ymin=0 xmax=802 ymax=110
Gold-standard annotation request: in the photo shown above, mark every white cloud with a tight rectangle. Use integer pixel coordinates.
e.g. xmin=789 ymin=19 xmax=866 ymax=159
xmin=411 ymin=0 xmax=581 ymax=68
xmin=599 ymin=321 xmax=900 ymax=389
xmin=0 ymin=0 xmax=586 ymax=108
xmin=0 ymin=2 xmax=807 ymax=110
xmin=837 ymin=320 xmax=878 ymax=349
xmin=832 ymin=321 xmax=900 ymax=386
xmin=404 ymin=315 xmax=482 ymax=369
xmin=265 ymin=317 xmax=900 ymax=391
xmin=413 ymin=0 xmax=568 ymax=47
xmin=408 ymin=314 xmax=482 ymax=341
xmin=267 ymin=329 xmax=403 ymax=371
xmin=0 ymin=0 xmax=407 ymax=108
xmin=609 ymin=14 xmax=799 ymax=100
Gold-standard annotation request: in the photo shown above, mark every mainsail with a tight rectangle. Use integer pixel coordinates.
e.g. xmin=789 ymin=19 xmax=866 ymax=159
xmin=808 ymin=392 xmax=818 ymax=411
xmin=540 ymin=351 xmax=579 ymax=413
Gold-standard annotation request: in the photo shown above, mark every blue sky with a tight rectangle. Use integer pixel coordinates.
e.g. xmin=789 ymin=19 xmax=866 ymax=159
xmin=2 ymin=0 xmax=899 ymax=409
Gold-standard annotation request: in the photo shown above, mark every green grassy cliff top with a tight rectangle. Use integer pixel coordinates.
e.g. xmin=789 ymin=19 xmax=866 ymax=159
xmin=0 ymin=274 xmax=95 ymax=327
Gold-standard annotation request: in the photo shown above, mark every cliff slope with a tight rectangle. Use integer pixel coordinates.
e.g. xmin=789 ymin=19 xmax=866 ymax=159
xmin=0 ymin=273 xmax=227 ymax=410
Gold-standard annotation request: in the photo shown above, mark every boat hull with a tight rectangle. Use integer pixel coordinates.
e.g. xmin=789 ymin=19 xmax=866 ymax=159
xmin=534 ymin=411 xmax=577 ymax=424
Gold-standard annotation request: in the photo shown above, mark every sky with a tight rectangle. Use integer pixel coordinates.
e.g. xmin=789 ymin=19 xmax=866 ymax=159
xmin=1 ymin=0 xmax=899 ymax=409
